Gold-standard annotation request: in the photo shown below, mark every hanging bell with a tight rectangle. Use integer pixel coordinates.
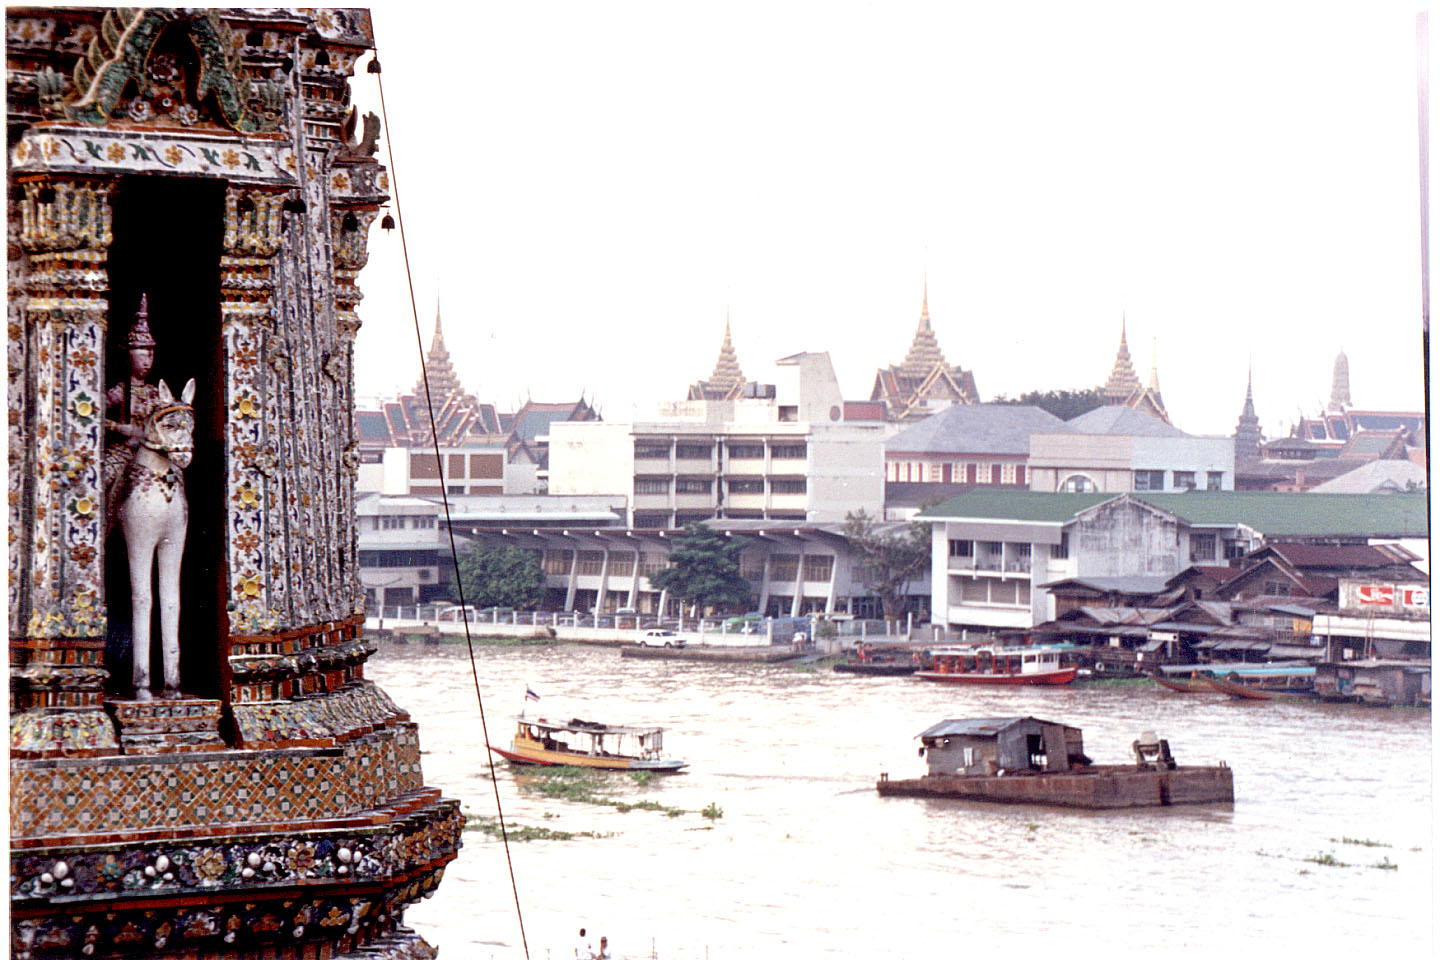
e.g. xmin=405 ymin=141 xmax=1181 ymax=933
xmin=380 ymin=211 xmax=396 ymax=231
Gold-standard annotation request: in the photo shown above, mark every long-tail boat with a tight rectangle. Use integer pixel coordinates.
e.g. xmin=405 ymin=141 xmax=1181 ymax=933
xmin=1153 ymin=663 xmax=1315 ymax=694
xmin=1201 ymin=667 xmax=1318 ymax=702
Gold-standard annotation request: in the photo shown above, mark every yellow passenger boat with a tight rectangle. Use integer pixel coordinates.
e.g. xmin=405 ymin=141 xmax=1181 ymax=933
xmin=490 ymin=717 xmax=688 ymax=772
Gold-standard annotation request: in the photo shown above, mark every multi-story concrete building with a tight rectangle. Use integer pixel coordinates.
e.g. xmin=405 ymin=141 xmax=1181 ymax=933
xmin=1027 ymin=406 xmax=1234 ymax=493
xmin=549 ymin=352 xmax=887 ymax=527
xmin=359 ymin=442 xmax=540 ymax=497
xmin=919 ymin=490 xmax=1428 ymax=633
xmin=357 ymin=494 xmax=457 ymax=609
xmin=464 ymin=518 xmax=927 ymax=619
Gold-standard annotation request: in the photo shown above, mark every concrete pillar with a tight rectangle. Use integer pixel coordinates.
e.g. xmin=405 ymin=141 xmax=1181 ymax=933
xmin=627 ymin=547 xmax=641 ymax=609
xmin=757 ymin=550 xmax=773 ymax=616
xmin=594 ymin=548 xmax=610 ymax=616
xmin=564 ymin=546 xmax=579 ymax=612
xmin=790 ymin=554 xmax=804 ymax=618
xmin=824 ymin=549 xmax=838 ymax=615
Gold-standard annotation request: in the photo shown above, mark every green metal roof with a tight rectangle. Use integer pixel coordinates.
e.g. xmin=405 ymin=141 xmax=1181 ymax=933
xmin=916 ymin=491 xmax=1112 ymax=523
xmin=1133 ymin=492 xmax=1428 ymax=537
xmin=918 ymin=490 xmax=1429 ymax=537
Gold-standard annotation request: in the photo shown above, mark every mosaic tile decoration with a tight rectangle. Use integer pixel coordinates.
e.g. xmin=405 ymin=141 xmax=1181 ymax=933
xmin=11 ymin=722 xmax=425 ymax=842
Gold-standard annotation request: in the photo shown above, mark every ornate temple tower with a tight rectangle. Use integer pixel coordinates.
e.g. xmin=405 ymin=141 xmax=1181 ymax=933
xmin=869 ymin=280 xmax=979 ymax=421
xmin=1233 ymin=363 xmax=1264 ymax=462
xmin=687 ymin=312 xmax=747 ymax=400
xmin=1328 ymin=348 xmax=1351 ymax=412
xmin=1101 ymin=316 xmax=1142 ymax=404
xmin=414 ymin=300 xmax=463 ymax=402
xmin=8 ymin=10 xmax=459 ymax=958
xmin=1099 ymin=317 xmax=1169 ymax=423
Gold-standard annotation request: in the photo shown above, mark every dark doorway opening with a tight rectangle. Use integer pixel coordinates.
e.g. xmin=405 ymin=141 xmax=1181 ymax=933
xmin=104 ymin=175 xmax=227 ymax=700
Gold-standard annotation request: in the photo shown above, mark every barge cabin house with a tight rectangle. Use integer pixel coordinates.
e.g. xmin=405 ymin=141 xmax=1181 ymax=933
xmin=919 ymin=716 xmax=1090 ymax=775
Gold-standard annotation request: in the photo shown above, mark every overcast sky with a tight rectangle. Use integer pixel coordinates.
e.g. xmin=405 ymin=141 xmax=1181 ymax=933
xmin=348 ymin=2 xmax=1429 ymax=438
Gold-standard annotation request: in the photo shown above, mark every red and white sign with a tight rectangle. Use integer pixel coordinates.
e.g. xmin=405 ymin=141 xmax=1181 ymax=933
xmin=1401 ymin=587 xmax=1429 ymax=609
xmin=1355 ymin=584 xmax=1395 ymax=606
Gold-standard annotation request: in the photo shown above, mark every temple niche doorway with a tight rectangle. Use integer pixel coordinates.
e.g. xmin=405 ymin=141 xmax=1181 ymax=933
xmin=103 ymin=175 xmax=227 ymax=700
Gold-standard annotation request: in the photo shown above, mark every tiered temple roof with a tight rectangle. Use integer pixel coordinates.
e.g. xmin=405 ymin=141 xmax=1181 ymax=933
xmin=414 ymin=301 xmax=463 ymax=400
xmin=870 ymin=282 xmax=979 ymax=421
xmin=1100 ymin=317 xmax=1169 ymax=423
xmin=688 ymin=314 xmax=748 ymax=401
xmin=1101 ymin=316 xmax=1142 ymax=403
xmin=376 ymin=303 xmax=506 ymax=446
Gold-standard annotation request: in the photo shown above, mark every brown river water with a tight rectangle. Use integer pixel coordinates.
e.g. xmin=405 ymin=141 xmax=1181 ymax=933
xmin=367 ymin=641 xmax=1434 ymax=959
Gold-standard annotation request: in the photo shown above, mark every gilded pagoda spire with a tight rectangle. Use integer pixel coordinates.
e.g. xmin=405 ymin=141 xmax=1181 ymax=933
xmin=900 ymin=278 xmax=948 ymax=376
xmin=1102 ymin=313 xmax=1142 ymax=403
xmin=687 ymin=310 xmax=747 ymax=400
xmin=415 ymin=297 xmax=463 ymax=401
xmin=708 ymin=310 xmax=745 ymax=388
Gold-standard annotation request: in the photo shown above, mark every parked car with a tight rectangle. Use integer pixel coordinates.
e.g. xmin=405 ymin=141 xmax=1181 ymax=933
xmin=436 ymin=605 xmax=476 ymax=623
xmin=637 ymin=629 xmax=685 ymax=648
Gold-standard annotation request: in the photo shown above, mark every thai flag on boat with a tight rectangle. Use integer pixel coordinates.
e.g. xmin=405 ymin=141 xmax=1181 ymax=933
xmin=525 ymin=686 xmax=541 ymax=702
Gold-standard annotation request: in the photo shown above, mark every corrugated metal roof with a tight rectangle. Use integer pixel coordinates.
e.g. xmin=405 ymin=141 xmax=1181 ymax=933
xmin=1136 ymin=492 xmax=1428 ymax=536
xmin=1047 ymin=575 xmax=1172 ymax=594
xmin=918 ymin=491 xmax=1112 ymax=522
xmin=918 ymin=716 xmax=1071 ymax=738
xmin=919 ymin=490 xmax=1428 ymax=538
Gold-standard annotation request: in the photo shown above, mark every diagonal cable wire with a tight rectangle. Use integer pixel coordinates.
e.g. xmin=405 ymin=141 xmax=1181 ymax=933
xmin=369 ymin=51 xmax=530 ymax=960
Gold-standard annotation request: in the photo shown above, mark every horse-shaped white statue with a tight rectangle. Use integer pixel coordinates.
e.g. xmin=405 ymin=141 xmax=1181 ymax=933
xmin=110 ymin=378 xmax=196 ymax=700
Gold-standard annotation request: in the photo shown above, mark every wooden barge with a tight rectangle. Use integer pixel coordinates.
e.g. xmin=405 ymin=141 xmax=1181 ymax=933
xmin=620 ymin=644 xmax=802 ymax=662
xmin=877 ymin=717 xmax=1234 ymax=809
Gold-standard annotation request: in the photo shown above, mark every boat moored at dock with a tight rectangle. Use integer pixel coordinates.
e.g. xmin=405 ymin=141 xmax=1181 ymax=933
xmin=1153 ymin=663 xmax=1316 ymax=695
xmin=914 ymin=645 xmax=1078 ymax=685
xmin=491 ymin=717 xmax=689 ymax=771
xmin=877 ymin=717 xmax=1234 ymax=808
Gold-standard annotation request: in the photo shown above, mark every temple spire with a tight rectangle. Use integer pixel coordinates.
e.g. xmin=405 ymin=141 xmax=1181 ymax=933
xmin=1327 ymin=347 xmax=1351 ymax=412
xmin=1234 ymin=358 xmax=1263 ymax=461
xmin=1101 ymin=313 xmax=1141 ymax=403
xmin=900 ymin=280 xmax=947 ymax=375
xmin=415 ymin=297 xmax=463 ymax=401
xmin=708 ymin=310 xmax=745 ymax=387
xmin=687 ymin=311 xmax=747 ymax=400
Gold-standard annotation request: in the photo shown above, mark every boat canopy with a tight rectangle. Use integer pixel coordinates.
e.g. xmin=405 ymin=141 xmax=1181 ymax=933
xmin=1158 ymin=664 xmax=1316 ymax=678
xmin=519 ymin=716 xmax=665 ymax=737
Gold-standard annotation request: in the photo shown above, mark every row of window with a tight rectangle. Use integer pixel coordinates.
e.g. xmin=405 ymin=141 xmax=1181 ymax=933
xmin=765 ymin=554 xmax=835 ymax=583
xmin=948 ymin=538 xmax=1066 ymax=562
xmin=633 ymin=478 xmax=808 ymax=495
xmin=953 ymin=575 xmax=1032 ymax=607
xmin=360 ymin=549 xmax=442 ymax=568
xmin=542 ymin=550 xmax=670 ymax=576
xmin=635 ymin=442 xmax=808 ymax=461
xmin=373 ymin=515 xmax=436 ymax=530
xmin=1133 ymin=470 xmax=1225 ymax=491
xmin=889 ymin=461 xmax=1026 ymax=485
